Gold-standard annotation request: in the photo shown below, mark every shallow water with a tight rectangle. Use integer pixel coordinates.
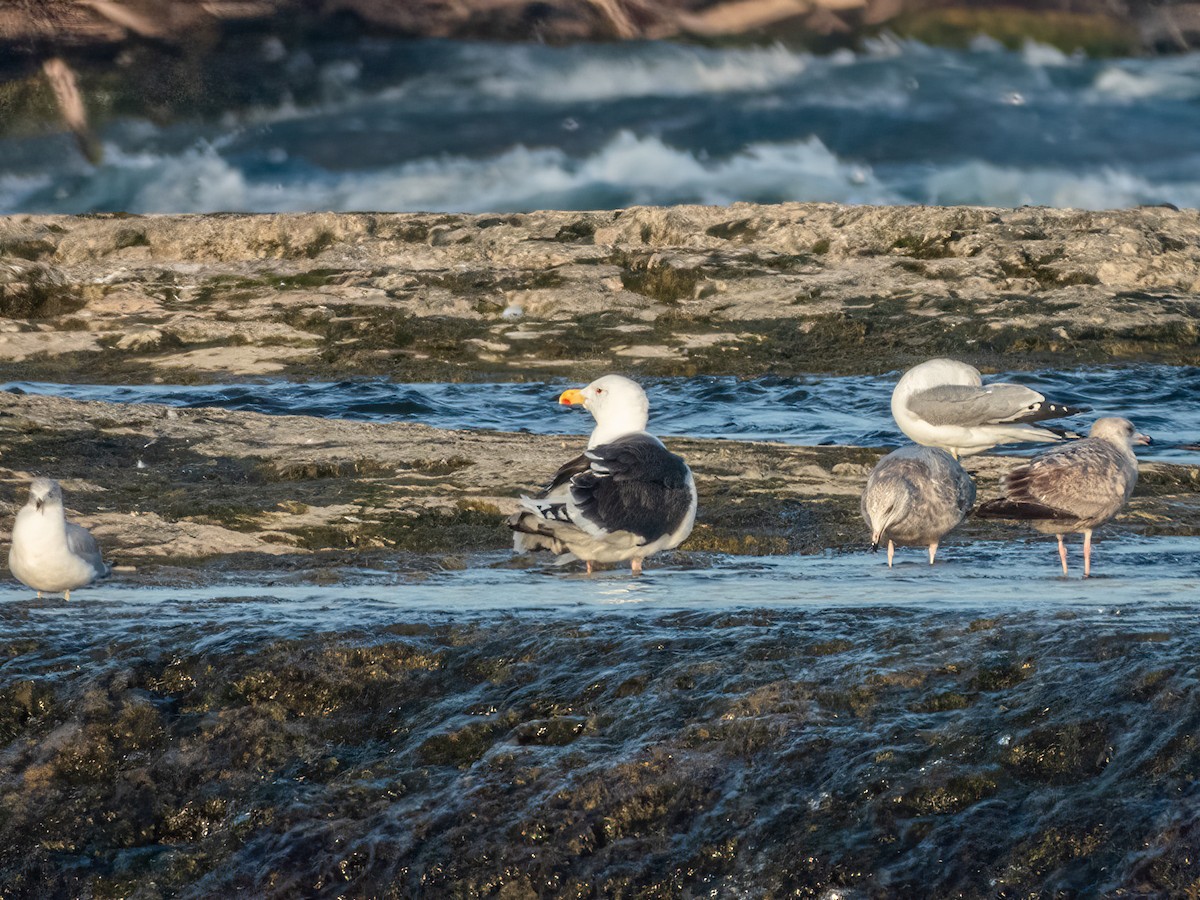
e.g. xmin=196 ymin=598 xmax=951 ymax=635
xmin=7 ymin=363 xmax=1199 ymax=462
xmin=2 ymin=535 xmax=1198 ymax=625
xmin=5 ymin=40 xmax=1200 ymax=213
xmin=3 ymin=540 xmax=1200 ymax=895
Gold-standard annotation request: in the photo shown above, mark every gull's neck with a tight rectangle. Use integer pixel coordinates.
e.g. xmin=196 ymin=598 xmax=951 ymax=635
xmin=1095 ymin=434 xmax=1136 ymax=459
xmin=16 ymin=502 xmax=67 ymax=537
xmin=588 ymin=415 xmax=649 ymax=449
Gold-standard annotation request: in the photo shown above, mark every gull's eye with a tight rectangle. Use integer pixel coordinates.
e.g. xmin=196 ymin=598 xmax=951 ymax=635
xmin=596 ymin=388 xmax=604 ymax=395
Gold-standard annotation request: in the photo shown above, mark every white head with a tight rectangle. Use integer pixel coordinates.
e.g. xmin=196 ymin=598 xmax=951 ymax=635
xmin=1090 ymin=417 xmax=1152 ymax=451
xmin=894 ymin=358 xmax=982 ymax=397
xmin=25 ymin=477 xmax=64 ymax=515
xmin=559 ymin=374 xmax=650 ymax=447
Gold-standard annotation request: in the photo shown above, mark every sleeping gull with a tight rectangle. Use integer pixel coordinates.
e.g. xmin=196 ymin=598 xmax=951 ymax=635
xmin=892 ymin=358 xmax=1086 ymax=458
xmin=975 ymin=417 xmax=1150 ymax=577
xmin=861 ymin=445 xmax=975 ymax=566
xmin=9 ymin=477 xmax=111 ymax=600
xmin=509 ymin=374 xmax=697 ymax=575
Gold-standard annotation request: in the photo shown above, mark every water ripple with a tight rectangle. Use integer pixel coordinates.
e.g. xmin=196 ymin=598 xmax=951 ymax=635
xmin=6 ymin=364 xmax=1199 ymax=462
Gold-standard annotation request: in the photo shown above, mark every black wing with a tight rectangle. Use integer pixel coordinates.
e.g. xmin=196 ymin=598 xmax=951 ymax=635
xmin=569 ymin=435 xmax=693 ymax=544
xmin=541 ymin=453 xmax=591 ymax=496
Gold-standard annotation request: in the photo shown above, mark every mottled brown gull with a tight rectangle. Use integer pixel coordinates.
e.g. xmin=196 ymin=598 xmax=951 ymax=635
xmin=508 ymin=375 xmax=697 ymax=575
xmin=861 ymin=445 xmax=976 ymax=567
xmin=975 ymin=417 xmax=1151 ymax=577
xmin=9 ymin=477 xmax=111 ymax=600
xmin=892 ymin=358 xmax=1087 ymax=458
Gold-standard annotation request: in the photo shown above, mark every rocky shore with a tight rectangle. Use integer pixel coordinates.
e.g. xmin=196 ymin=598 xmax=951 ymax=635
xmin=2 ymin=205 xmax=1199 ymax=386
xmin=1 ymin=203 xmax=1198 ymax=569
xmin=6 ymin=0 xmax=1197 ymax=54
xmin=4 ymin=0 xmax=1199 ymax=56
xmin=0 ymin=387 xmax=1197 ymax=575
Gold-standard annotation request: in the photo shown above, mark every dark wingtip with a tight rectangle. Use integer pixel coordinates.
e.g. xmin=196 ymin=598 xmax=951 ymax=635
xmin=1050 ymin=404 xmax=1090 ymax=417
xmin=974 ymin=498 xmax=1074 ymax=521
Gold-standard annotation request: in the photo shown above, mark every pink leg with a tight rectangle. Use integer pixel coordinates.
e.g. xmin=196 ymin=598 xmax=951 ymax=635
xmin=887 ymin=540 xmax=895 ymax=568
xmin=64 ymin=591 xmax=70 ymax=602
xmin=928 ymin=542 xmax=938 ymax=565
xmin=631 ymin=559 xmax=643 ymax=576
xmin=1083 ymin=530 xmax=1092 ymax=578
xmin=1057 ymin=535 xmax=1068 ymax=576
xmin=586 ymin=560 xmax=594 ymax=575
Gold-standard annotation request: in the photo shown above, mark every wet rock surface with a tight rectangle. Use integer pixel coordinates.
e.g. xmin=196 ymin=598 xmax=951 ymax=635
xmin=2 ymin=205 xmax=1200 ymax=384
xmin=4 ymin=603 xmax=1200 ymax=897
xmin=0 ymin=391 xmax=1197 ymax=572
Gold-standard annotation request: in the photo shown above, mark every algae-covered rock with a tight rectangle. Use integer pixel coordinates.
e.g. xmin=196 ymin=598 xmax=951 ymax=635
xmin=0 ymin=391 xmax=1196 ymax=571
xmin=1 ymin=206 xmax=1199 ymax=383
xmin=2 ymin=606 xmax=1199 ymax=896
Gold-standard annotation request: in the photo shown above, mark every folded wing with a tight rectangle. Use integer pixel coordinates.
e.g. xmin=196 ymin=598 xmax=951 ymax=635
xmin=907 ymin=383 xmax=1084 ymax=428
xmin=66 ymin=522 xmax=111 ymax=578
xmin=977 ymin=440 xmax=1134 ymax=524
xmin=569 ymin=436 xmax=694 ymax=544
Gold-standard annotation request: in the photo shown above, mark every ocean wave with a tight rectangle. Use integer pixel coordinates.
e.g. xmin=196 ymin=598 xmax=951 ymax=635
xmin=9 ymin=130 xmax=1200 ymax=214
xmin=13 ymin=132 xmax=889 ymax=214
xmin=404 ymin=42 xmax=812 ymax=104
xmin=0 ymin=174 xmax=53 ymax=212
xmin=921 ymin=160 xmax=1200 ymax=209
xmin=1090 ymin=57 xmax=1200 ymax=100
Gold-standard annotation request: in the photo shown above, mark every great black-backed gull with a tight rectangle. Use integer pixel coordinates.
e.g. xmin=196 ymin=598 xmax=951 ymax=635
xmin=509 ymin=375 xmax=697 ymax=575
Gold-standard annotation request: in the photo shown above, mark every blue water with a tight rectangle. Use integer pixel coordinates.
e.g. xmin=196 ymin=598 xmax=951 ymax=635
xmin=3 ymin=534 xmax=1198 ymax=622
xmin=4 ymin=39 xmax=1200 ymax=213
xmin=7 ymin=363 xmax=1199 ymax=462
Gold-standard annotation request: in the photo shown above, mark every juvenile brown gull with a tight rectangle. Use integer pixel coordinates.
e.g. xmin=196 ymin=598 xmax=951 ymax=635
xmin=975 ymin=417 xmax=1150 ymax=577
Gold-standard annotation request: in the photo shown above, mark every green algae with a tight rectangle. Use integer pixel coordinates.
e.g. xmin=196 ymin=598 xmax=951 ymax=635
xmin=1004 ymin=720 xmax=1113 ymax=783
xmin=909 ymin=691 xmax=973 ymax=713
xmin=419 ymin=716 xmax=518 ymax=766
xmin=0 ymin=268 xmax=88 ymax=319
xmin=970 ymin=658 xmax=1036 ymax=691
xmin=891 ymin=773 xmax=999 ymax=816
xmin=4 ymin=609 xmax=1200 ymax=896
xmin=886 ymin=8 xmax=1138 ymax=56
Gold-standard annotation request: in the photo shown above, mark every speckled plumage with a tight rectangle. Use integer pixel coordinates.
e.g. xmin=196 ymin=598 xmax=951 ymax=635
xmin=861 ymin=445 xmax=975 ymax=566
xmin=976 ymin=417 xmax=1150 ymax=576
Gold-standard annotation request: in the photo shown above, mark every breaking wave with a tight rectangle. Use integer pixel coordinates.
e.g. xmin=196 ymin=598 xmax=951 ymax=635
xmin=3 ymin=40 xmax=1200 ymax=213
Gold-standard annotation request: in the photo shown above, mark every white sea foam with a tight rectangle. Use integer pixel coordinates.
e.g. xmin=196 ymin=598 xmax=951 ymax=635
xmin=1020 ymin=40 xmax=1075 ymax=68
xmin=64 ymin=132 xmax=890 ymax=214
xmin=1091 ymin=59 xmax=1200 ymax=100
xmin=5 ymin=42 xmax=1200 ymax=215
xmin=0 ymin=175 xmax=52 ymax=211
xmin=921 ymin=160 xmax=1200 ymax=210
xmin=12 ymin=130 xmax=1200 ymax=215
xmin=406 ymin=42 xmax=811 ymax=104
